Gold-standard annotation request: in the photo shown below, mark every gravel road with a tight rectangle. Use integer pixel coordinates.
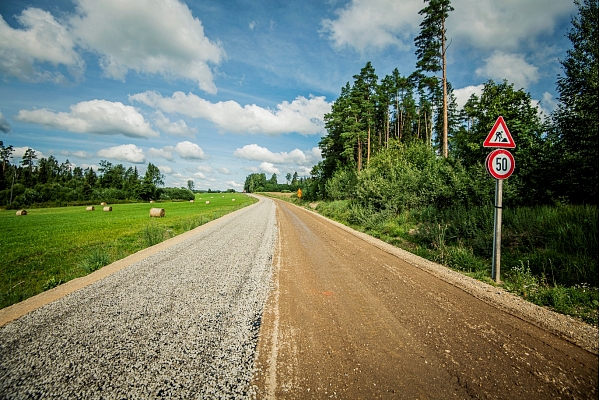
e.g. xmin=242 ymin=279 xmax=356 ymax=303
xmin=0 ymin=196 xmax=277 ymax=398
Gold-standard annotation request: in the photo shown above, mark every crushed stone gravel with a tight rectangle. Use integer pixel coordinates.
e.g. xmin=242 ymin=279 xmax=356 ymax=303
xmin=0 ymin=197 xmax=277 ymax=399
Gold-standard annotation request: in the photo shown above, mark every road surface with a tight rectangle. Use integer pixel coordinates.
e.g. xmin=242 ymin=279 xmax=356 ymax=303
xmin=252 ymin=198 xmax=598 ymax=399
xmin=0 ymin=196 xmax=597 ymax=398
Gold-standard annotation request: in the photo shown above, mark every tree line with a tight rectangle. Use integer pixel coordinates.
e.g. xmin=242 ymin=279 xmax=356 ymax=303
xmin=287 ymin=0 xmax=597 ymax=208
xmin=0 ymin=146 xmax=195 ymax=208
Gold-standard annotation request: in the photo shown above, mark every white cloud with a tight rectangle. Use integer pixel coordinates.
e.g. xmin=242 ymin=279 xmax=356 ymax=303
xmin=154 ymin=111 xmax=197 ymax=137
xmin=217 ymin=167 xmax=231 ymax=175
xmin=59 ymin=150 xmax=93 ymax=159
xmin=321 ymin=0 xmax=421 ymax=52
xmin=259 ymin=162 xmax=279 ymax=175
xmin=157 ymin=165 xmax=174 ymax=174
xmin=234 ymin=144 xmax=321 ymax=165
xmin=454 ymin=85 xmax=484 ymax=110
xmin=97 ymin=144 xmax=145 ymax=163
xmin=225 ymin=180 xmax=243 ymax=189
xmin=450 ymin=0 xmax=576 ymax=51
xmin=0 ymin=110 xmax=11 ymax=133
xmin=0 ymin=8 xmax=84 ymax=83
xmin=15 ymin=100 xmax=159 ymax=138
xmin=130 ymin=91 xmax=331 ymax=136
xmin=70 ymin=0 xmax=225 ymax=93
xmin=12 ymin=146 xmax=46 ymax=160
xmin=321 ymin=0 xmax=575 ymax=53
xmin=193 ymin=171 xmax=206 ymax=179
xmin=80 ymin=163 xmax=99 ymax=171
xmin=541 ymin=91 xmax=558 ymax=112
xmin=249 ymin=21 xmax=257 ymax=30
xmin=172 ymin=141 xmax=206 ymax=160
xmin=476 ymin=52 xmax=539 ymax=89
xmin=197 ymin=165 xmax=213 ymax=173
xmin=148 ymin=147 xmax=174 ymax=161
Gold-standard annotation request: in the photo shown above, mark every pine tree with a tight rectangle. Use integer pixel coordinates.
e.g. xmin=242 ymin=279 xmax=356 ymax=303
xmin=414 ymin=0 xmax=453 ymax=158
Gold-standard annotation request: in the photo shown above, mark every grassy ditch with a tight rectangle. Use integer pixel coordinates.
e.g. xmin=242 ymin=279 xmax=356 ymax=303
xmin=0 ymin=193 xmax=256 ymax=309
xmin=275 ymin=195 xmax=598 ymax=325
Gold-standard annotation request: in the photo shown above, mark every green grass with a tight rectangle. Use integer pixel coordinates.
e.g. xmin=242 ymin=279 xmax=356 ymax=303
xmin=0 ymin=193 xmax=256 ymax=309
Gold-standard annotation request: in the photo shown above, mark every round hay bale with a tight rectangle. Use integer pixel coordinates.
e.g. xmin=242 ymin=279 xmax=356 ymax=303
xmin=205 ymin=201 xmax=210 ymax=204
xmin=103 ymin=206 xmax=112 ymax=212
xmin=150 ymin=208 xmax=165 ymax=218
xmin=100 ymin=202 xmax=107 ymax=206
xmin=232 ymin=198 xmax=236 ymax=201
xmin=86 ymin=206 xmax=95 ymax=211
xmin=16 ymin=209 xmax=27 ymax=216
xmin=190 ymin=200 xmax=194 ymax=203
xmin=150 ymin=200 xmax=155 ymax=203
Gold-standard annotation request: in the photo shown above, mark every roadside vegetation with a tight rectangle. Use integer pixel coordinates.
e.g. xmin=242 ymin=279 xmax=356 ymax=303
xmin=0 ymin=193 xmax=256 ymax=309
xmin=255 ymin=1 xmax=599 ymax=325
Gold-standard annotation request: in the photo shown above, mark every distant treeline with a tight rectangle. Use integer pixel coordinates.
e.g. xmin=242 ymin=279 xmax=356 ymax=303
xmin=0 ymin=149 xmax=195 ymax=208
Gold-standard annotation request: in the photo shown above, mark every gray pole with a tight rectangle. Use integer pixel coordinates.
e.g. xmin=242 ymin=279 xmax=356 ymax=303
xmin=491 ymin=178 xmax=503 ymax=283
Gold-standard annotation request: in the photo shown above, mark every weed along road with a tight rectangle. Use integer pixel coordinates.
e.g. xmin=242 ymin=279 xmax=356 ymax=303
xmin=0 ymin=197 xmax=597 ymax=398
xmin=252 ymin=198 xmax=598 ymax=399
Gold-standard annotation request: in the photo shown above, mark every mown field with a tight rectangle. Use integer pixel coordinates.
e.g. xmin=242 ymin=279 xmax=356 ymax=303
xmin=0 ymin=193 xmax=257 ymax=309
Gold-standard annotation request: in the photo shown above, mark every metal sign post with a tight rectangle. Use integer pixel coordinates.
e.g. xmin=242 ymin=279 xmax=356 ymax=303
xmin=492 ymin=179 xmax=502 ymax=282
xmin=484 ymin=119 xmax=516 ymax=284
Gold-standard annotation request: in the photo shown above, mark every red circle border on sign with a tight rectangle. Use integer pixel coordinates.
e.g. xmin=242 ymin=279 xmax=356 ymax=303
xmin=486 ymin=149 xmax=515 ymax=180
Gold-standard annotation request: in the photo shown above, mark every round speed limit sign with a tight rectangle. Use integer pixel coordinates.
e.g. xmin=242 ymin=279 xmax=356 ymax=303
xmin=486 ymin=149 xmax=515 ymax=180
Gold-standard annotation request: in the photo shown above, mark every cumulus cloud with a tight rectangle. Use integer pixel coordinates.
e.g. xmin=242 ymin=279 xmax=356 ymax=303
xmin=172 ymin=141 xmax=206 ymax=160
xmin=259 ymin=162 xmax=279 ymax=175
xmin=450 ymin=0 xmax=576 ymax=51
xmin=154 ymin=111 xmax=197 ymax=137
xmin=148 ymin=147 xmax=174 ymax=161
xmin=157 ymin=165 xmax=174 ymax=174
xmin=217 ymin=167 xmax=231 ymax=175
xmin=321 ymin=0 xmax=575 ymax=53
xmin=234 ymin=144 xmax=321 ymax=165
xmin=226 ymin=180 xmax=243 ymax=189
xmin=70 ymin=0 xmax=225 ymax=93
xmin=0 ymin=111 xmax=11 ymax=133
xmin=12 ymin=146 xmax=46 ymax=159
xmin=476 ymin=52 xmax=539 ymax=89
xmin=130 ymin=91 xmax=331 ymax=136
xmin=0 ymin=8 xmax=84 ymax=83
xmin=197 ymin=165 xmax=213 ymax=173
xmin=59 ymin=150 xmax=93 ymax=159
xmin=15 ymin=100 xmax=159 ymax=138
xmin=321 ymin=0 xmax=421 ymax=52
xmin=97 ymin=144 xmax=145 ymax=163
xmin=454 ymin=85 xmax=484 ymax=110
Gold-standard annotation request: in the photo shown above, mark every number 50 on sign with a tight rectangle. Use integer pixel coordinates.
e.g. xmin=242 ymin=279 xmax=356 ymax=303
xmin=486 ymin=149 xmax=515 ymax=180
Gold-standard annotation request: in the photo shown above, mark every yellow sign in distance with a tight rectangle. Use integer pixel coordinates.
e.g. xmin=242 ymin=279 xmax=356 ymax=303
xmin=297 ymin=188 xmax=302 ymax=198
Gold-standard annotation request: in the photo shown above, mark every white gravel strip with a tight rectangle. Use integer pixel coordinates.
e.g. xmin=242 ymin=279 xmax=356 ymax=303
xmin=0 ymin=196 xmax=277 ymax=399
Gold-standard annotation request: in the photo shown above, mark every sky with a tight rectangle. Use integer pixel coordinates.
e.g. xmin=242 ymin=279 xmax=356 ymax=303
xmin=0 ymin=0 xmax=577 ymax=191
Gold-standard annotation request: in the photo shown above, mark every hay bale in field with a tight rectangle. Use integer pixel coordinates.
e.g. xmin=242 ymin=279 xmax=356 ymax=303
xmin=232 ymin=198 xmax=235 ymax=201
xmin=190 ymin=200 xmax=194 ymax=203
xmin=150 ymin=208 xmax=165 ymax=218
xmin=103 ymin=206 xmax=112 ymax=212
xmin=206 ymin=201 xmax=210 ymax=204
xmin=100 ymin=202 xmax=107 ymax=206
xmin=150 ymin=200 xmax=155 ymax=203
xmin=16 ymin=210 xmax=27 ymax=216
xmin=86 ymin=206 xmax=95 ymax=211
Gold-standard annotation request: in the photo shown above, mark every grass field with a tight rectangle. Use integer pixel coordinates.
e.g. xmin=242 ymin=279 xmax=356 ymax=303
xmin=0 ymin=193 xmax=256 ymax=309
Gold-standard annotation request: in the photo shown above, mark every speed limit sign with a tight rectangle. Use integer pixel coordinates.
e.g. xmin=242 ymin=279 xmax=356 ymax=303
xmin=486 ymin=149 xmax=515 ymax=180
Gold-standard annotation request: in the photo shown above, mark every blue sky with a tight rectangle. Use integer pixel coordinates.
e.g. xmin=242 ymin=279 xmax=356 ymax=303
xmin=0 ymin=0 xmax=577 ymax=190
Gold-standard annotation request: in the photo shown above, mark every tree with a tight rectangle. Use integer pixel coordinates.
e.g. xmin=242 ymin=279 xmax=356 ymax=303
xmin=269 ymin=173 xmax=278 ymax=185
xmin=187 ymin=179 xmax=195 ymax=192
xmin=286 ymin=172 xmax=292 ymax=185
xmin=552 ymin=0 xmax=598 ymax=204
xmin=20 ymin=148 xmax=37 ymax=171
xmin=414 ymin=0 xmax=454 ymax=158
xmin=144 ymin=163 xmax=164 ymax=187
xmin=0 ymin=141 xmax=13 ymax=173
xmin=291 ymin=171 xmax=299 ymax=186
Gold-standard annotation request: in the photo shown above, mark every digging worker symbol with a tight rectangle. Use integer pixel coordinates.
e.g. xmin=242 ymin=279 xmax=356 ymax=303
xmin=495 ymin=130 xmax=508 ymax=143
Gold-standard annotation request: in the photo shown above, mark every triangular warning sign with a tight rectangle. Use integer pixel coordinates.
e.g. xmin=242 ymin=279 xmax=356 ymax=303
xmin=483 ymin=116 xmax=515 ymax=148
